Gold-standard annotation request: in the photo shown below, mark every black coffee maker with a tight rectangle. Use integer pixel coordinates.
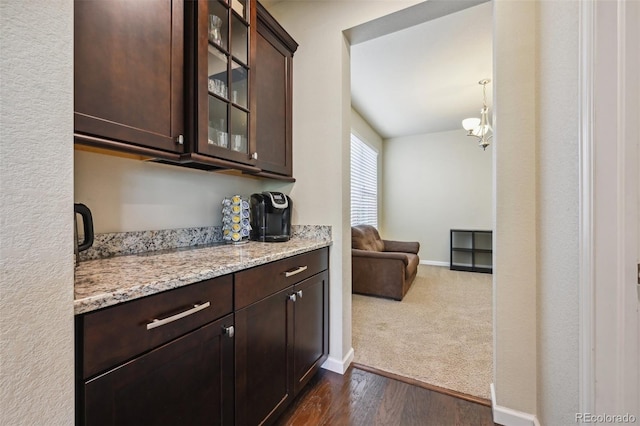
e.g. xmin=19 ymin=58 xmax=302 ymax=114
xmin=249 ymin=192 xmax=292 ymax=242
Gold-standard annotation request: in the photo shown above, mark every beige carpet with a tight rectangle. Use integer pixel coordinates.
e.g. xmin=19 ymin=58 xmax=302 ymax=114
xmin=352 ymin=265 xmax=493 ymax=400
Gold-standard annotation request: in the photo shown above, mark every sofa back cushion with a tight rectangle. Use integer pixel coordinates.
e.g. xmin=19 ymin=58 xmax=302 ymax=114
xmin=352 ymin=225 xmax=384 ymax=252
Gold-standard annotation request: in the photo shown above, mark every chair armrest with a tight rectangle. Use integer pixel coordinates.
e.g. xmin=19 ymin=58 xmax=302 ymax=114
xmin=352 ymin=249 xmax=409 ymax=265
xmin=383 ymin=240 xmax=420 ymax=254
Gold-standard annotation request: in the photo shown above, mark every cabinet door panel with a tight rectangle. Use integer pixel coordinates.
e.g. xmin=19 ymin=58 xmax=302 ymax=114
xmin=235 ymin=287 xmax=293 ymax=426
xmin=83 ymin=315 xmax=234 ymax=426
xmin=190 ymin=0 xmax=257 ymax=167
xmin=74 ymin=0 xmax=184 ymax=153
xmin=293 ymin=271 xmax=329 ymax=394
xmin=255 ymin=24 xmax=291 ymax=176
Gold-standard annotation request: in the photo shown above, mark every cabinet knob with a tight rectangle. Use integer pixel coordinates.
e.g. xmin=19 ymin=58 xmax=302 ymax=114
xmin=251 ymin=152 xmax=258 ymax=160
xmin=296 ymin=290 xmax=303 ymax=299
xmin=223 ymin=325 xmax=234 ymax=338
xmin=288 ymin=293 xmax=297 ymax=302
xmin=176 ymin=134 xmax=184 ymax=145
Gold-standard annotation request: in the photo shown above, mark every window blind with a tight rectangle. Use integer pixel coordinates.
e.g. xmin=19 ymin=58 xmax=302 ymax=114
xmin=350 ymin=134 xmax=378 ymax=228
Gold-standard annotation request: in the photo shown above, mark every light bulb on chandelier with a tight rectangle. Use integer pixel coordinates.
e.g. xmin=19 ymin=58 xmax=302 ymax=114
xmin=462 ymin=79 xmax=492 ymax=150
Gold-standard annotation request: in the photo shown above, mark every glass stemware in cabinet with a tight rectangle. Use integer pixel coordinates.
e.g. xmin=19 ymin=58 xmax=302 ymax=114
xmin=230 ymin=106 xmax=248 ymax=154
xmin=208 ymin=48 xmax=228 ymax=100
xmin=208 ymin=1 xmax=228 ymax=51
xmin=208 ymin=15 xmax=222 ymax=46
xmin=231 ymin=61 xmax=248 ymax=108
xmin=208 ymin=96 xmax=228 ymax=148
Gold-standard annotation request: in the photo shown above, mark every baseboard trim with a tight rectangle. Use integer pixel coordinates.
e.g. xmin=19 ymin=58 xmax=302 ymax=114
xmin=321 ymin=347 xmax=354 ymax=374
xmin=354 ymin=363 xmax=491 ymax=407
xmin=491 ymin=383 xmax=540 ymax=426
xmin=420 ymin=260 xmax=449 ymax=267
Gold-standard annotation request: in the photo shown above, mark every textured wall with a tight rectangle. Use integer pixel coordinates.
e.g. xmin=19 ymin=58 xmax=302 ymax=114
xmin=383 ymin=130 xmax=492 ymax=264
xmin=493 ymin=0 xmax=538 ymax=415
xmin=0 ymin=0 xmax=75 ymax=424
xmin=75 ymin=150 xmax=266 ymax=233
xmin=536 ymin=1 xmax=581 ymax=423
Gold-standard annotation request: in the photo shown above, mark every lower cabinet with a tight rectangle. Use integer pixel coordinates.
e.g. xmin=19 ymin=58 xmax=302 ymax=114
xmin=235 ymin=287 xmax=292 ymax=426
xmin=76 ymin=275 xmax=234 ymax=426
xmin=76 ymin=248 xmax=329 ymax=426
xmin=234 ymin=248 xmax=330 ymax=426
xmin=292 ymin=271 xmax=329 ymax=395
xmin=84 ymin=315 xmax=234 ymax=426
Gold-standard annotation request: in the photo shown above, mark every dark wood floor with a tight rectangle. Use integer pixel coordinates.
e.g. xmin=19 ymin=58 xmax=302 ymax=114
xmin=275 ymin=367 xmax=496 ymax=426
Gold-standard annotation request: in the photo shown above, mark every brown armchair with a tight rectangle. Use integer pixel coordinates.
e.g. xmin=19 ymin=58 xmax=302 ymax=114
xmin=351 ymin=225 xmax=420 ymax=301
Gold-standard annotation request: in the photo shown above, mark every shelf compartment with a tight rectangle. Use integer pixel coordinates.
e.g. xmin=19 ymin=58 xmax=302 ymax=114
xmin=231 ymin=13 xmax=249 ymax=65
xmin=450 ymin=229 xmax=493 ymax=274
xmin=474 ymin=232 xmax=493 ymax=251
xmin=207 ymin=1 xmax=229 ymax=50
xmin=451 ymin=230 xmax=473 ymax=250
xmin=230 ymin=61 xmax=248 ymax=108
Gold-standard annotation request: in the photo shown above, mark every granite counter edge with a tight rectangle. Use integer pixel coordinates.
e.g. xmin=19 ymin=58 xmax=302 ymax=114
xmin=74 ymin=240 xmax=332 ymax=315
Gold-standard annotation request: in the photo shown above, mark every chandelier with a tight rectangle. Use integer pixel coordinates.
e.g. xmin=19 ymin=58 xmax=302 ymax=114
xmin=462 ymin=79 xmax=492 ymax=150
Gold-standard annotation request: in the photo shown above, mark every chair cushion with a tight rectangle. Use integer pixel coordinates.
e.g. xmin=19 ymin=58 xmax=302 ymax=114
xmin=352 ymin=225 xmax=384 ymax=252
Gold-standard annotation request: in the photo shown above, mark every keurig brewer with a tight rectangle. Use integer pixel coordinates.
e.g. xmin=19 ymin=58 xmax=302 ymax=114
xmin=249 ymin=192 xmax=292 ymax=242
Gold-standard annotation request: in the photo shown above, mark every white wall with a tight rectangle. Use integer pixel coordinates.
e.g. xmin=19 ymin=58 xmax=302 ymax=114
xmin=382 ymin=130 xmax=492 ymax=263
xmin=493 ymin=0 xmax=539 ymax=417
xmin=0 ymin=0 xmax=75 ymax=424
xmin=493 ymin=1 xmax=582 ymax=424
xmin=75 ymin=150 xmax=266 ymax=233
xmin=351 ymin=108 xmax=384 ymax=230
xmin=536 ymin=1 xmax=580 ymax=423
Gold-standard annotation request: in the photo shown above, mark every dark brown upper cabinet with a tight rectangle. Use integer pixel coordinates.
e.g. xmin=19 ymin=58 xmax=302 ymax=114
xmin=74 ymin=0 xmax=299 ymax=180
xmin=74 ymin=0 xmax=185 ymax=159
xmin=182 ymin=0 xmax=261 ymax=173
xmin=254 ymin=3 xmax=298 ymax=179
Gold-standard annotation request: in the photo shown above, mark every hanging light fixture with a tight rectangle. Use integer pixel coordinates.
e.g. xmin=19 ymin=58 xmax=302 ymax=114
xmin=462 ymin=79 xmax=492 ymax=150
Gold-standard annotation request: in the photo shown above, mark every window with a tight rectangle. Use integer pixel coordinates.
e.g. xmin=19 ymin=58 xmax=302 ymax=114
xmin=350 ymin=134 xmax=378 ymax=227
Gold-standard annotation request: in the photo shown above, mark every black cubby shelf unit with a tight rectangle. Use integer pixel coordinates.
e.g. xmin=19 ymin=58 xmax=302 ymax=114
xmin=450 ymin=229 xmax=493 ymax=274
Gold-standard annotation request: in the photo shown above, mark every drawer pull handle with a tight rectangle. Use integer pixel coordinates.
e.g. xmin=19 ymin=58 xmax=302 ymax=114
xmin=285 ymin=265 xmax=308 ymax=278
xmin=296 ymin=290 xmax=303 ymax=299
xmin=146 ymin=302 xmax=211 ymax=330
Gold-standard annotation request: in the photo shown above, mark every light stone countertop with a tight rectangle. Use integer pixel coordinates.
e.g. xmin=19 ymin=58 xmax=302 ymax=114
xmin=74 ymin=238 xmax=332 ymax=315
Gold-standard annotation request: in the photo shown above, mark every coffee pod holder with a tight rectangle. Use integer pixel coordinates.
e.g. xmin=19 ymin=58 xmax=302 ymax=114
xmin=221 ymin=195 xmax=251 ymax=244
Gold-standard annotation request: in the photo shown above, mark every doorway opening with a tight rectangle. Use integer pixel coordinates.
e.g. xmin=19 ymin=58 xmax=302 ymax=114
xmin=348 ymin=0 xmax=494 ymax=402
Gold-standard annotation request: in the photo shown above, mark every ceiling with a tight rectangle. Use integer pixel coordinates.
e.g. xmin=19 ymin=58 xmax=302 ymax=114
xmin=261 ymin=0 xmax=493 ymax=140
xmin=350 ymin=2 xmax=493 ymax=139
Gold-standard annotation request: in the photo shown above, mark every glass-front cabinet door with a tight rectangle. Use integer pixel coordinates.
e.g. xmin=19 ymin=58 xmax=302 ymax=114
xmin=193 ymin=0 xmax=255 ymax=166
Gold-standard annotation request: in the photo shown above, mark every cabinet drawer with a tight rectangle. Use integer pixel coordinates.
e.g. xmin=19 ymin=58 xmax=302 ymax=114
xmin=235 ymin=247 xmax=328 ymax=310
xmin=81 ymin=275 xmax=233 ymax=379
